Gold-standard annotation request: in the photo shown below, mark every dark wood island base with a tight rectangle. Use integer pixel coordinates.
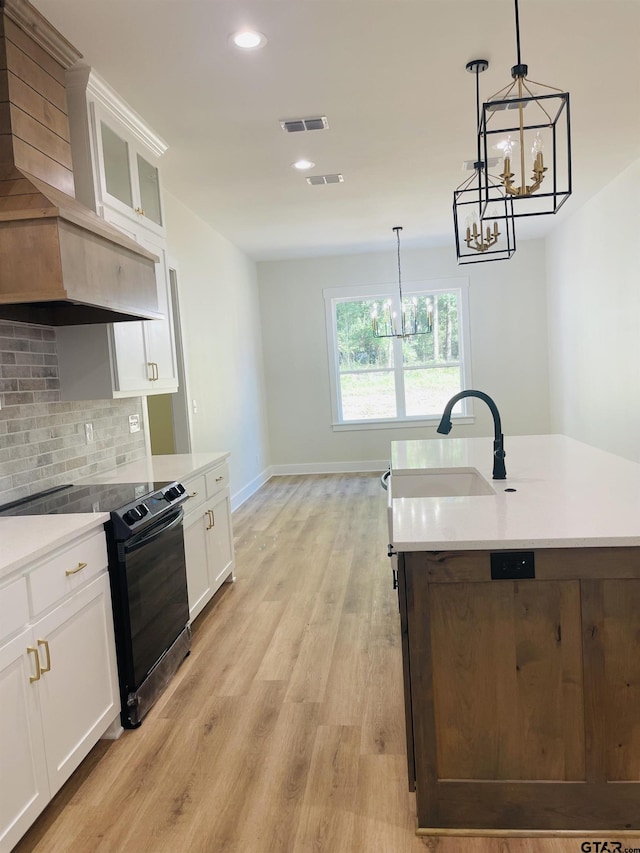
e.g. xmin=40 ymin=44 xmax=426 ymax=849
xmin=398 ymin=547 xmax=640 ymax=833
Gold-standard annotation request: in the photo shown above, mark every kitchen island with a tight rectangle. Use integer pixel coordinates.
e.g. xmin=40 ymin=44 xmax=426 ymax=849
xmin=389 ymin=435 xmax=640 ymax=834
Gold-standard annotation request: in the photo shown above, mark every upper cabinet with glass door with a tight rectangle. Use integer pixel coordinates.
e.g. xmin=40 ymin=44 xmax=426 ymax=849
xmin=95 ymin=103 xmax=164 ymax=234
xmin=66 ymin=67 xmax=167 ymax=237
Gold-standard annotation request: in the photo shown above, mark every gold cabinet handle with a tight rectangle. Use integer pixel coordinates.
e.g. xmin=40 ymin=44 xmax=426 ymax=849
xmin=27 ymin=647 xmax=41 ymax=683
xmin=205 ymin=509 xmax=214 ymax=530
xmin=215 ymin=476 xmax=224 ymax=483
xmin=135 ymin=206 xmax=145 ymax=216
xmin=66 ymin=561 xmax=87 ymax=576
xmin=154 ymin=362 xmax=159 ymax=381
xmin=147 ymin=362 xmax=157 ymax=381
xmin=37 ymin=639 xmax=51 ymax=674
xmin=189 ymin=491 xmax=198 ymax=498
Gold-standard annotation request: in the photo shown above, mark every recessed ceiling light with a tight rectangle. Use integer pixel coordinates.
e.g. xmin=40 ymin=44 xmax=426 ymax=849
xmin=292 ymin=159 xmax=315 ymax=171
xmin=231 ymin=30 xmax=267 ymax=49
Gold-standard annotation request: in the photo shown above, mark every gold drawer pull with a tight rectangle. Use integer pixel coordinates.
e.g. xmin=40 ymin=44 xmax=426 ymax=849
xmin=135 ymin=206 xmax=146 ymax=216
xmin=27 ymin=647 xmax=41 ymax=683
xmin=189 ymin=491 xmax=198 ymax=498
xmin=66 ymin=561 xmax=87 ymax=576
xmin=215 ymin=476 xmax=224 ymax=482
xmin=205 ymin=509 xmax=214 ymax=530
xmin=37 ymin=639 xmax=51 ymax=673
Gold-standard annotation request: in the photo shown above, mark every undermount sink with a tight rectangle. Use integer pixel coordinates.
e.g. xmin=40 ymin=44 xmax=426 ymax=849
xmin=390 ymin=468 xmax=495 ymax=499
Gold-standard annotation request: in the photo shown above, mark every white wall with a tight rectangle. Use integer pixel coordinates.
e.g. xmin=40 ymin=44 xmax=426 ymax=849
xmin=546 ymin=159 xmax=640 ymax=463
xmin=163 ymin=191 xmax=271 ymax=503
xmin=258 ymin=240 xmax=551 ymax=470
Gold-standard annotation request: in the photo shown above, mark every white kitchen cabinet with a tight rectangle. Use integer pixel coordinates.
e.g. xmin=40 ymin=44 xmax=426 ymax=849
xmin=66 ymin=67 xmax=167 ymax=237
xmin=91 ymin=100 xmax=165 ymax=236
xmin=57 ymin=67 xmax=178 ymax=399
xmin=183 ymin=461 xmax=235 ymax=621
xmin=0 ymin=529 xmax=120 ymax=853
xmin=0 ymin=626 xmax=49 ymax=853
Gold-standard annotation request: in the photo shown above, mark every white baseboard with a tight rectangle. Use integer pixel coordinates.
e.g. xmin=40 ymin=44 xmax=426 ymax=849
xmin=270 ymin=459 xmax=390 ymax=476
xmin=230 ymin=466 xmax=273 ymax=511
xmin=230 ymin=460 xmax=390 ymax=511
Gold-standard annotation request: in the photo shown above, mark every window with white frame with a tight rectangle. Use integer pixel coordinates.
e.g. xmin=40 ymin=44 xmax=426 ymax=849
xmin=324 ymin=279 xmax=472 ymax=428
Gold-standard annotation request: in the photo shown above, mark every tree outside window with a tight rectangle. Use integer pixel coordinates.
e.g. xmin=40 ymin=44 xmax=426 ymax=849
xmin=325 ymin=281 xmax=470 ymax=426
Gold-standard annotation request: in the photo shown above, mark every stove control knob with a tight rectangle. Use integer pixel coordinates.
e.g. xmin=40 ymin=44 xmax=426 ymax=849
xmin=175 ymin=483 xmax=186 ymax=495
xmin=136 ymin=503 xmax=149 ymax=516
xmin=165 ymin=486 xmax=180 ymax=500
xmin=123 ymin=507 xmax=143 ymax=524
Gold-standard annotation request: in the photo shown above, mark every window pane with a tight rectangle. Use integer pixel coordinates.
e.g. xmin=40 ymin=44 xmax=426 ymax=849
xmin=336 ymin=300 xmax=394 ymax=371
xmin=340 ymin=371 xmax=396 ymax=420
xmin=404 ymin=367 xmax=462 ymax=417
xmin=137 ymin=154 xmax=163 ymax=225
xmin=101 ymin=122 xmax=133 ymax=207
xmin=402 ymin=292 xmax=460 ymax=366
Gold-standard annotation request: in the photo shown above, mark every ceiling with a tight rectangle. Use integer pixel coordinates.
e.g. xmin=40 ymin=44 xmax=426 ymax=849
xmin=30 ymin=0 xmax=640 ymax=261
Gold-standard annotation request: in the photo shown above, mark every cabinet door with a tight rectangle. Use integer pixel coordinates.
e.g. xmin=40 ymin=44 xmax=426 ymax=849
xmin=102 ymin=209 xmax=151 ymax=394
xmin=0 ymin=629 xmax=49 ymax=852
xmin=183 ymin=509 xmax=212 ymax=622
xmin=206 ymin=492 xmax=234 ymax=590
xmin=94 ymin=106 xmax=134 ymax=214
xmin=135 ymin=151 xmax=163 ymax=229
xmin=91 ymin=102 xmax=165 ymax=236
xmin=139 ymin=231 xmax=178 ymax=393
xmin=35 ymin=575 xmax=120 ymax=796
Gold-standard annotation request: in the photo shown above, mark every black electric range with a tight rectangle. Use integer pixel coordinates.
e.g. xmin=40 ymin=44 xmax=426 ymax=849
xmin=0 ymin=480 xmax=192 ymax=728
xmin=0 ymin=482 xmax=185 ymax=534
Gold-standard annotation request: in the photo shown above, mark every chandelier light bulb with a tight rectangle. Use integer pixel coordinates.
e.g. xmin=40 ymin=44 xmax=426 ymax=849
xmin=502 ymin=135 xmax=515 ymax=161
xmin=531 ymin=131 xmax=544 ymax=157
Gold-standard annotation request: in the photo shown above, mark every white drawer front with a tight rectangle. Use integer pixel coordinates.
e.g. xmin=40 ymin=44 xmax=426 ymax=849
xmin=205 ymin=462 xmax=229 ymax=499
xmin=29 ymin=531 xmax=108 ymax=617
xmin=0 ymin=576 xmax=29 ymax=641
xmin=182 ymin=474 xmax=207 ymax=512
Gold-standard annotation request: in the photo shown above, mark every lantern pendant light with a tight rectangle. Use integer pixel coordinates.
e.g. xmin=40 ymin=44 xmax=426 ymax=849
xmin=371 ymin=227 xmax=433 ymax=339
xmin=453 ymin=59 xmax=516 ymax=264
xmin=479 ymin=0 xmax=571 ymax=219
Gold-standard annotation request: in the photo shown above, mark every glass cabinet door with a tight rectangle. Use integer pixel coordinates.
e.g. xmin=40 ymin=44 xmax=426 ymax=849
xmin=136 ymin=153 xmax=162 ymax=227
xmin=100 ymin=122 xmax=133 ymax=208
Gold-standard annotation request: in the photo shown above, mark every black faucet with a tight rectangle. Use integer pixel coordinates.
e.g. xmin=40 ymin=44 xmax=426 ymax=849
xmin=436 ymin=390 xmax=507 ymax=480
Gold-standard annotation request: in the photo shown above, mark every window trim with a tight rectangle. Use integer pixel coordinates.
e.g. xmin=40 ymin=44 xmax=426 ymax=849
xmin=323 ymin=277 xmax=473 ymax=429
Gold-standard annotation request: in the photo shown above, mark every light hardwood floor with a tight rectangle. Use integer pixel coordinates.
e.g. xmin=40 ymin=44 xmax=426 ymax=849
xmin=13 ymin=474 xmax=622 ymax=852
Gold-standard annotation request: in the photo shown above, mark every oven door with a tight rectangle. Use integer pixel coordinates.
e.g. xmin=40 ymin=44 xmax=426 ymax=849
xmin=112 ymin=506 xmax=189 ymax=693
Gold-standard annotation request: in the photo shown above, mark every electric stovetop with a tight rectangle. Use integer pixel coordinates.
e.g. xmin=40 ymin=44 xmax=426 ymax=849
xmin=0 ymin=482 xmax=171 ymax=517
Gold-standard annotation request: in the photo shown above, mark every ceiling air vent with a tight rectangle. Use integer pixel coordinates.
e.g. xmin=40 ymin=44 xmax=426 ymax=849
xmin=306 ymin=174 xmax=344 ymax=185
xmin=280 ymin=116 xmax=329 ymax=133
xmin=462 ymin=157 xmax=500 ymax=171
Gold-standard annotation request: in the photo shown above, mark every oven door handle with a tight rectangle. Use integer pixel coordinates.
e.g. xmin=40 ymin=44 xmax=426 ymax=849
xmin=124 ymin=507 xmax=184 ymax=553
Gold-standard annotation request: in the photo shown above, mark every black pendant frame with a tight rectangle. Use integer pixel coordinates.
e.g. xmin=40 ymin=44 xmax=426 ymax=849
xmin=453 ymin=59 xmax=516 ymax=264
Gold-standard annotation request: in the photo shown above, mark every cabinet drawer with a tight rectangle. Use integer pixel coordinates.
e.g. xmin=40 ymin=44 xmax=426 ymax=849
xmin=182 ymin=474 xmax=207 ymax=512
xmin=0 ymin=576 xmax=29 ymax=641
xmin=205 ymin=462 xmax=229 ymax=499
xmin=29 ymin=531 xmax=108 ymax=617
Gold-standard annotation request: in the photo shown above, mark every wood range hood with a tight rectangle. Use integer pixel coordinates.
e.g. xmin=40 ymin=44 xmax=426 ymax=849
xmin=0 ymin=0 xmax=161 ymax=325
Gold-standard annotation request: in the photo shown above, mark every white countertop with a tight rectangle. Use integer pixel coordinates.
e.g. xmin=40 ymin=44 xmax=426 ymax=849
xmin=0 ymin=453 xmax=228 ymax=580
xmin=77 ymin=452 xmax=229 ymax=485
xmin=0 ymin=513 xmax=109 ymax=579
xmin=390 ymin=434 xmax=640 ymax=551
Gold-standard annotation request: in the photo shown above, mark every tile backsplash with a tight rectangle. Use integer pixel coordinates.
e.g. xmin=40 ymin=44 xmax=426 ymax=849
xmin=0 ymin=321 xmax=147 ymax=506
